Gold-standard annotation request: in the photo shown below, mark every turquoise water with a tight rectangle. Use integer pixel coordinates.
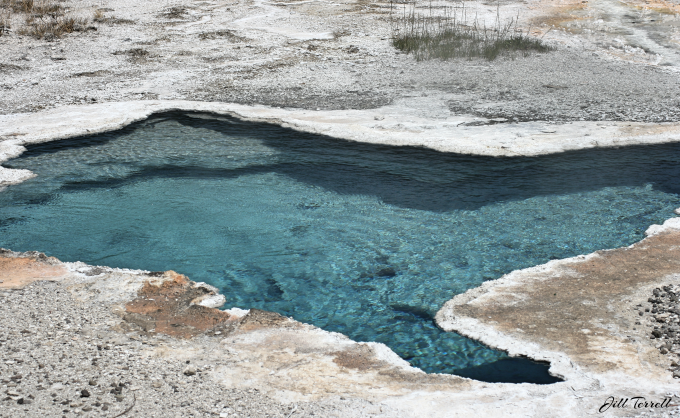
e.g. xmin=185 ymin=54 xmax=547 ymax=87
xmin=2 ymin=112 xmax=680 ymax=382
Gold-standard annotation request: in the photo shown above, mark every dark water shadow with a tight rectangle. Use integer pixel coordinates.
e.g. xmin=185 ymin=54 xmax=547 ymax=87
xmin=454 ymin=358 xmax=561 ymax=384
xmin=12 ymin=111 xmax=680 ymax=212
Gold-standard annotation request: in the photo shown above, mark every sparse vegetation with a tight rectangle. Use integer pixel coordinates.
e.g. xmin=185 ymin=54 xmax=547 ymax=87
xmin=391 ymin=1 xmax=553 ymax=61
xmin=0 ymin=0 xmax=90 ymax=39
xmin=198 ymin=29 xmax=245 ymax=41
xmin=159 ymin=6 xmax=188 ymax=19
xmin=332 ymin=29 xmax=350 ymax=39
xmin=92 ymin=8 xmax=133 ymax=25
xmin=0 ymin=9 xmax=10 ymax=36
xmin=113 ymin=47 xmax=150 ymax=63
xmin=93 ymin=9 xmax=134 ymax=25
xmin=22 ymin=14 xmax=89 ymax=39
xmin=98 ymin=16 xmax=134 ymax=24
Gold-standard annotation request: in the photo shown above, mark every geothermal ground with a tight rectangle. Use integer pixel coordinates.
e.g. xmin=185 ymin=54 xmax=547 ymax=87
xmin=2 ymin=0 xmax=680 ymax=416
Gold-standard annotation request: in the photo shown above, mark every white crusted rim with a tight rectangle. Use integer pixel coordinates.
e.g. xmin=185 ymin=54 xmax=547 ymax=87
xmin=3 ymin=100 xmax=680 ymax=186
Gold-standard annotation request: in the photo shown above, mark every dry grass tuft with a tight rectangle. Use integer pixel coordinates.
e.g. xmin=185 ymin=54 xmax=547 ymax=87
xmin=1 ymin=0 xmax=90 ymax=39
xmin=21 ymin=14 xmax=89 ymax=39
xmin=159 ymin=6 xmax=188 ymax=19
xmin=0 ymin=9 xmax=10 ymax=35
xmin=93 ymin=9 xmax=134 ymax=25
xmin=392 ymin=1 xmax=553 ymax=61
xmin=198 ymin=29 xmax=245 ymax=41
xmin=113 ymin=47 xmax=150 ymax=63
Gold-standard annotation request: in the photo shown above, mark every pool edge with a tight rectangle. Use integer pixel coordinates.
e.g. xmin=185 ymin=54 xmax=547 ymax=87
xmin=3 ymin=100 xmax=680 ymax=187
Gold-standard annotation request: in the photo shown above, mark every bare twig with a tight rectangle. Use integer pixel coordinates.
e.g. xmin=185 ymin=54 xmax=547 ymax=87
xmin=285 ymin=404 xmax=298 ymax=418
xmin=113 ymin=393 xmax=136 ymax=418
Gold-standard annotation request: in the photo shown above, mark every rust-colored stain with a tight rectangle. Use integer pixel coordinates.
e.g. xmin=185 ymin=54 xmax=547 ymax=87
xmin=622 ymin=0 xmax=680 ymax=15
xmin=0 ymin=251 xmax=68 ymax=289
xmin=124 ymin=271 xmax=236 ymax=338
xmin=530 ymin=0 xmax=589 ymax=31
xmin=333 ymin=345 xmax=385 ymax=371
xmin=620 ymin=123 xmax=680 ymax=137
xmin=453 ymin=229 xmax=680 ymax=374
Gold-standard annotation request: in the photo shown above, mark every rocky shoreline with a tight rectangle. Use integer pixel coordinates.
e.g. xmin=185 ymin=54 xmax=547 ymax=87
xmin=0 ymin=249 xmax=413 ymax=417
xmin=644 ymin=284 xmax=680 ymax=373
xmin=0 ymin=280 xmax=394 ymax=418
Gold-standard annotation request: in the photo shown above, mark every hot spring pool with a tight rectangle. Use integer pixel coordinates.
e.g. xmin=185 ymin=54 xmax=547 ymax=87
xmin=1 ymin=112 xmax=679 ymax=383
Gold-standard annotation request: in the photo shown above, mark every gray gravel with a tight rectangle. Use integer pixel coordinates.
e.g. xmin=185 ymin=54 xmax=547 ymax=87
xmin=0 ymin=281 xmax=393 ymax=418
xmin=640 ymin=284 xmax=680 ymax=379
xmin=205 ymin=50 xmax=680 ymax=123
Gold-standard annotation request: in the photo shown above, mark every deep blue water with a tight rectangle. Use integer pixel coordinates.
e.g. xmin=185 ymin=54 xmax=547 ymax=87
xmin=2 ymin=112 xmax=680 ymax=383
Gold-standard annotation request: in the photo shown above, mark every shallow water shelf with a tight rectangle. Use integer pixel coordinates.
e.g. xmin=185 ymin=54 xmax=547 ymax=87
xmin=1 ymin=112 xmax=679 ymax=383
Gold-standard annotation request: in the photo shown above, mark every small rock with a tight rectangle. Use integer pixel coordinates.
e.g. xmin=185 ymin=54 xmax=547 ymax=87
xmin=376 ymin=267 xmax=396 ymax=277
xmin=183 ymin=365 xmax=197 ymax=376
xmin=88 ymin=379 xmax=97 ymax=386
xmin=80 ymin=389 xmax=90 ymax=398
xmin=674 ymin=369 xmax=680 ymax=379
xmin=657 ymin=313 xmax=670 ymax=322
xmin=82 ymin=406 xmax=92 ymax=412
xmin=115 ymin=395 xmax=124 ymax=402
